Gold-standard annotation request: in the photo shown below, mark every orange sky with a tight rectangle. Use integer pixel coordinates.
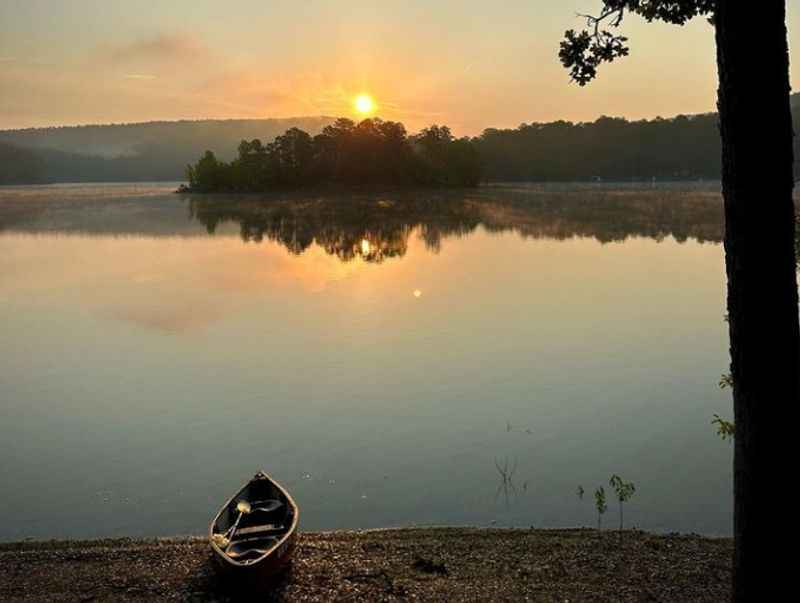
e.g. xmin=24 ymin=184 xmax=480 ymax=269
xmin=1 ymin=1 xmax=798 ymax=134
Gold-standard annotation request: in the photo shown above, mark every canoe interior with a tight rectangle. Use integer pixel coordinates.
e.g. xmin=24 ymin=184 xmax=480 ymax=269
xmin=211 ymin=474 xmax=296 ymax=566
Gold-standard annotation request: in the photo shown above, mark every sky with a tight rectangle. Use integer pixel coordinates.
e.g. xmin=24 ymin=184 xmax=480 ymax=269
xmin=1 ymin=0 xmax=799 ymax=135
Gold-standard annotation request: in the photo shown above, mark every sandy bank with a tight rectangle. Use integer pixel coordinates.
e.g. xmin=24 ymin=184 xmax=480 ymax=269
xmin=0 ymin=528 xmax=731 ymax=601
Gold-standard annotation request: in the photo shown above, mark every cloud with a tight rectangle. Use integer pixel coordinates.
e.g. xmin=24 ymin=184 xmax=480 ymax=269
xmin=0 ymin=57 xmax=53 ymax=67
xmin=102 ymin=34 xmax=208 ymax=66
xmin=123 ymin=74 xmax=158 ymax=80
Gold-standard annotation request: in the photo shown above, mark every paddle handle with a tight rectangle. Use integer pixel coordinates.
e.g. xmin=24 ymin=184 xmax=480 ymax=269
xmin=225 ymin=511 xmax=245 ymax=540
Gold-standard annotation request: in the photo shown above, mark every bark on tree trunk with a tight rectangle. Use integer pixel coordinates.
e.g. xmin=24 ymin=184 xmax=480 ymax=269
xmin=714 ymin=2 xmax=800 ymax=600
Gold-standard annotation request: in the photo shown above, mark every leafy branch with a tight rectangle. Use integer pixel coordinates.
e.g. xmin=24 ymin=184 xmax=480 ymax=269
xmin=715 ymin=369 xmax=734 ymax=440
xmin=712 ymin=414 xmax=735 ymax=441
xmin=559 ymin=1 xmax=715 ymax=85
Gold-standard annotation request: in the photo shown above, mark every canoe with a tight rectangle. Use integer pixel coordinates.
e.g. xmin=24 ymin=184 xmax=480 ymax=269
xmin=209 ymin=471 xmax=299 ymax=580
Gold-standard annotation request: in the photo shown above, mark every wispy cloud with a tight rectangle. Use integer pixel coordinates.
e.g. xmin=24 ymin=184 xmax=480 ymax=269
xmin=105 ymin=33 xmax=208 ymax=65
xmin=0 ymin=57 xmax=54 ymax=66
xmin=123 ymin=74 xmax=158 ymax=80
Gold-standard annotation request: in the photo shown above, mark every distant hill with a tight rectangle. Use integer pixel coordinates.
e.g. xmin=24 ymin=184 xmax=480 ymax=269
xmin=0 ymin=118 xmax=335 ymax=158
xmin=0 ymin=142 xmax=45 ymax=184
xmin=0 ymin=117 xmax=334 ymax=184
xmin=1 ymin=94 xmax=798 ymax=185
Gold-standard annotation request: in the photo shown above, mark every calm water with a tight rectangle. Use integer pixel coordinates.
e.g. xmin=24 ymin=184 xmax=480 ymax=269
xmin=0 ymin=182 xmax=733 ymax=541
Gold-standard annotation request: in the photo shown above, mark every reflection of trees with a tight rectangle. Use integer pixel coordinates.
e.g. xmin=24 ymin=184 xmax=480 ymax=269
xmin=187 ymin=187 xmax=726 ymax=264
xmin=188 ymin=193 xmax=484 ymax=263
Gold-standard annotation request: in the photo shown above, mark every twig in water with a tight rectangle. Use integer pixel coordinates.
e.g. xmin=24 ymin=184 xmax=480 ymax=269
xmin=494 ymin=456 xmax=519 ymax=507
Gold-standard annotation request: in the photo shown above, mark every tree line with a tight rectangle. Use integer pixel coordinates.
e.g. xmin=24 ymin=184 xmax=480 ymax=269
xmin=184 ymin=118 xmax=482 ymax=192
xmin=2 ymin=95 xmax=798 ymax=185
xmin=474 ymin=113 xmax=726 ymax=181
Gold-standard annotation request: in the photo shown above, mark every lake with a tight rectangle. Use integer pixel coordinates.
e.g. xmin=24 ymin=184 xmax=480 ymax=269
xmin=0 ymin=182 xmax=733 ymax=541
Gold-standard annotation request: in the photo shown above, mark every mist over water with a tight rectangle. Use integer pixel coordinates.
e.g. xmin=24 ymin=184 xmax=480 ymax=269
xmin=0 ymin=183 xmax=732 ymax=541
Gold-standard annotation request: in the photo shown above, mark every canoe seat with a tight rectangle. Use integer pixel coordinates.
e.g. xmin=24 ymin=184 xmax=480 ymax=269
xmin=231 ymin=524 xmax=285 ymax=538
xmin=226 ymin=536 xmax=280 ymax=560
xmin=249 ymin=499 xmax=284 ymax=514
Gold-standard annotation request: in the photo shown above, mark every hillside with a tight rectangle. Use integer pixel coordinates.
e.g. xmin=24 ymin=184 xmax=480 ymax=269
xmin=0 ymin=117 xmax=335 ymax=158
xmin=0 ymin=117 xmax=334 ymax=184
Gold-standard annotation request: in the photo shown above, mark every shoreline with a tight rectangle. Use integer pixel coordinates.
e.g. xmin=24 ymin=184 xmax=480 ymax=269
xmin=1 ymin=527 xmax=732 ymax=601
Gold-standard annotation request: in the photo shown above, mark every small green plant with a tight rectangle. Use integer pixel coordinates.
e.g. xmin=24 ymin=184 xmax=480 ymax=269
xmin=609 ymin=475 xmax=636 ymax=531
xmin=577 ymin=485 xmax=585 ymax=500
xmin=714 ymin=369 xmax=735 ymax=441
xmin=712 ymin=414 xmax=735 ymax=441
xmin=594 ymin=487 xmax=607 ymax=529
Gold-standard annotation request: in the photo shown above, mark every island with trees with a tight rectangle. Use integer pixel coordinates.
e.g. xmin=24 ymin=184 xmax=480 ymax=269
xmin=182 ymin=118 xmax=482 ymax=192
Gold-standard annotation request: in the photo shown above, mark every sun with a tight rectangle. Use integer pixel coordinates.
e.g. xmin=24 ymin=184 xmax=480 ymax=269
xmin=354 ymin=94 xmax=376 ymax=116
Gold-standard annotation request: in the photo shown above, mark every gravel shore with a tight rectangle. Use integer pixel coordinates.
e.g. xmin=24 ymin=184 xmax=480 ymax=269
xmin=0 ymin=528 xmax=732 ymax=602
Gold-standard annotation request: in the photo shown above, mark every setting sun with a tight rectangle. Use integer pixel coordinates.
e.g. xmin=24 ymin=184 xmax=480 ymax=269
xmin=354 ymin=94 xmax=376 ymax=116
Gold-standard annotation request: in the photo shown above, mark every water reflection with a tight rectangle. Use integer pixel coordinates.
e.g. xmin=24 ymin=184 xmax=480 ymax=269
xmin=0 ymin=183 xmax=735 ymax=539
xmin=494 ymin=456 xmax=520 ymax=508
xmin=0 ymin=184 xmax=725 ymax=258
xmin=184 ymin=187 xmax=724 ymax=263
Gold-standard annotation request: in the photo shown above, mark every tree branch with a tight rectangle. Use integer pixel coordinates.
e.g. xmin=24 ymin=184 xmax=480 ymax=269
xmin=559 ymin=1 xmax=714 ymax=85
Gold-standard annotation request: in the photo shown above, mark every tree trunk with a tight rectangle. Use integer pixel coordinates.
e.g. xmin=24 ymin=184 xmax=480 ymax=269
xmin=714 ymin=2 xmax=800 ymax=600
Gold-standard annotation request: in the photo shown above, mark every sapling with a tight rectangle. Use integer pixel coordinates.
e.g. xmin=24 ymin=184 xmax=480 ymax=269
xmin=594 ymin=487 xmax=607 ymax=529
xmin=609 ymin=475 xmax=636 ymax=531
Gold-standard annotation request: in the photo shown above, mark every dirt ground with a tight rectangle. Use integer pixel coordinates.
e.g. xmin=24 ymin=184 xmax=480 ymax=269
xmin=0 ymin=528 xmax=732 ymax=602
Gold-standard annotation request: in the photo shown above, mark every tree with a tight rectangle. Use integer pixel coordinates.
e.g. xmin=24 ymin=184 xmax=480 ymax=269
xmin=594 ymin=486 xmax=608 ymax=529
xmin=413 ymin=125 xmax=455 ymax=184
xmin=608 ymin=475 xmax=636 ymax=531
xmin=236 ymin=139 xmax=267 ymax=190
xmin=271 ymin=127 xmax=313 ymax=186
xmin=559 ymin=3 xmax=799 ymax=599
xmin=186 ymin=150 xmax=226 ymax=192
